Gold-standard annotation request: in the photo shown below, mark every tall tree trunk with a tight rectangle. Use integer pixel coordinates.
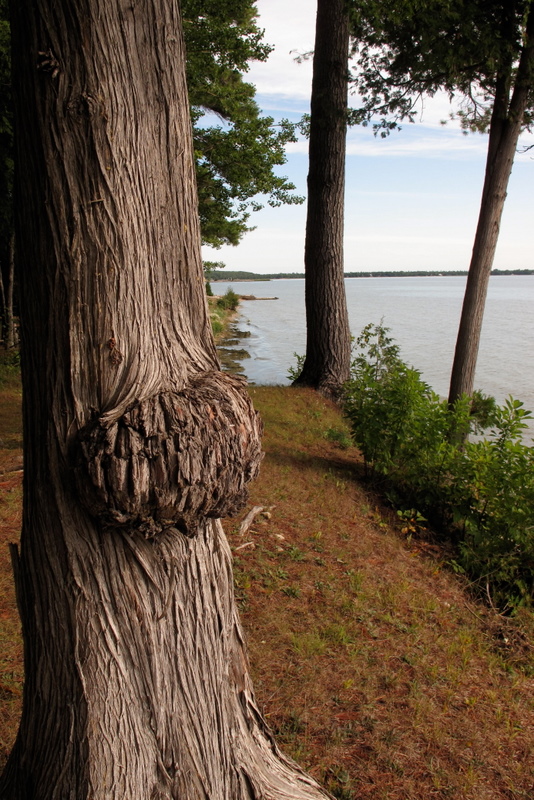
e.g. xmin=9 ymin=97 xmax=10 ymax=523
xmin=294 ymin=0 xmax=351 ymax=400
xmin=448 ymin=7 xmax=534 ymax=405
xmin=1 ymin=2 xmax=331 ymax=798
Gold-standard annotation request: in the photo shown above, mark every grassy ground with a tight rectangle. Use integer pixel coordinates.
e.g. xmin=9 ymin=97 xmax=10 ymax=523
xmin=1 ymin=366 xmax=533 ymax=798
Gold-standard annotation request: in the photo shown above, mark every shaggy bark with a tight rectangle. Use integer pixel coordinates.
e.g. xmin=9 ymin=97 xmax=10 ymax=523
xmin=294 ymin=0 xmax=352 ymax=400
xmin=448 ymin=7 xmax=534 ymax=404
xmin=1 ymin=1 xmax=331 ymax=798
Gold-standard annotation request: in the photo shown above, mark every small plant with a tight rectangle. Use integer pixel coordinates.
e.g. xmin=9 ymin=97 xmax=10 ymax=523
xmin=324 ymin=427 xmax=352 ymax=449
xmin=286 ymin=545 xmax=306 ymax=562
xmin=397 ymin=508 xmax=427 ymax=537
xmin=282 ymin=585 xmax=302 ymax=598
xmin=287 ymin=352 xmax=305 ymax=382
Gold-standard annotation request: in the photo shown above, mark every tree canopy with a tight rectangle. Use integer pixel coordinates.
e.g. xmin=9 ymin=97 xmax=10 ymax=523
xmin=183 ymin=0 xmax=303 ymax=247
xmin=349 ymin=0 xmax=534 ymax=135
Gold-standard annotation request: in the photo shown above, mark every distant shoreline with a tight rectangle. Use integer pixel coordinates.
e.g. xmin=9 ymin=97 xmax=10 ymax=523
xmin=211 ymin=268 xmax=534 ymax=282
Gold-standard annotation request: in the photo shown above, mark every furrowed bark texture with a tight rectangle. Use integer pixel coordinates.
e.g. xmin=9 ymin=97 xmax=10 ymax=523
xmin=294 ymin=0 xmax=351 ymax=400
xmin=448 ymin=7 xmax=534 ymax=404
xmin=1 ymin=2 xmax=331 ymax=798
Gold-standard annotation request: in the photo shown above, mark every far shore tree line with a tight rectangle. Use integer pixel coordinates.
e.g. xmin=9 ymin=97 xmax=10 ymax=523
xmin=1 ymin=1 xmax=534 ymax=798
xmin=205 ymin=267 xmax=534 ymax=282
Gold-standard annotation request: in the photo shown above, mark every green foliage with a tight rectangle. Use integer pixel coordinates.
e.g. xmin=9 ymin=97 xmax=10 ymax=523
xmin=349 ymin=0 xmax=534 ymax=135
xmin=454 ymin=399 xmax=534 ymax=609
xmin=324 ymin=427 xmax=352 ymax=450
xmin=344 ymin=323 xmax=458 ymax=474
xmin=343 ymin=323 xmax=534 ymax=610
xmin=183 ymin=0 xmax=303 ymax=246
xmin=210 ymin=316 xmax=223 ymax=335
xmin=203 ymin=260 xmax=225 ymax=281
xmin=287 ymin=352 xmax=305 ymax=382
xmin=216 ymin=287 xmax=240 ymax=311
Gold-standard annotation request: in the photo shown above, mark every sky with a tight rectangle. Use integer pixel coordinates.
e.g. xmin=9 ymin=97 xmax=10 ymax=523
xmin=201 ymin=0 xmax=534 ymax=275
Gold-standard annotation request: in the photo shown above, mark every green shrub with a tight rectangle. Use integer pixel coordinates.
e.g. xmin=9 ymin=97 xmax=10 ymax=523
xmin=343 ymin=323 xmax=534 ymax=610
xmin=216 ymin=288 xmax=239 ymax=311
xmin=211 ymin=317 xmax=223 ymax=335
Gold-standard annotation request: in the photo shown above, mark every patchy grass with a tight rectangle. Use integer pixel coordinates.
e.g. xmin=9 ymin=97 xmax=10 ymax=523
xmin=1 ymin=377 xmax=533 ymax=798
xmin=225 ymin=386 xmax=534 ymax=800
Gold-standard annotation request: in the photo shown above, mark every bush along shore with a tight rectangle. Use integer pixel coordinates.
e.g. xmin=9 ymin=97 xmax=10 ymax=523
xmin=207 ymin=287 xmax=240 ymax=337
xmin=342 ymin=323 xmax=534 ymax=613
xmin=289 ymin=321 xmax=534 ymax=613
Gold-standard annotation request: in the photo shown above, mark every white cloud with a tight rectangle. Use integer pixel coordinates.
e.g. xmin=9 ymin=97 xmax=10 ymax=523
xmin=284 ymin=128 xmax=490 ymax=160
xmin=247 ymin=0 xmax=314 ymax=105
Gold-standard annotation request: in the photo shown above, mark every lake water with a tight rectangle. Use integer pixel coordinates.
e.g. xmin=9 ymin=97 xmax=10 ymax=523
xmin=214 ymin=275 xmax=534 ymax=438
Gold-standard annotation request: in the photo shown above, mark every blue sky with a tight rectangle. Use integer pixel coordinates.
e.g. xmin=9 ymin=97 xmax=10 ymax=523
xmin=201 ymin=0 xmax=534 ymax=275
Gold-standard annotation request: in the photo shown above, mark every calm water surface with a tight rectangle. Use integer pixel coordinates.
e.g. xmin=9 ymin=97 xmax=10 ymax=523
xmin=215 ymin=275 xmax=534 ymax=437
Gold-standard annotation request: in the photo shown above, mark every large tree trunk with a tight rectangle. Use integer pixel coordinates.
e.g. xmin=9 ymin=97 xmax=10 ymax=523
xmin=0 ymin=2 xmax=331 ymax=798
xmin=293 ymin=0 xmax=351 ymax=400
xmin=448 ymin=7 xmax=534 ymax=405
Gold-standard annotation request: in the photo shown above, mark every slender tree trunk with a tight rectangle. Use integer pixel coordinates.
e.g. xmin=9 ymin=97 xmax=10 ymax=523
xmin=1 ymin=2 xmax=331 ymax=798
xmin=294 ymin=0 xmax=351 ymax=400
xmin=448 ymin=7 xmax=534 ymax=405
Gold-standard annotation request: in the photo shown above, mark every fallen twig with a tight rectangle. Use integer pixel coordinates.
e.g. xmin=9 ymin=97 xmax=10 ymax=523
xmin=239 ymin=505 xmax=264 ymax=536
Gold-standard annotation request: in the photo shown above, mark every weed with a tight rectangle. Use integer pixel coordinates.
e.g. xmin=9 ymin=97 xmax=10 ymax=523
xmin=286 ymin=545 xmax=306 ymax=562
xmin=345 ymin=569 xmax=363 ymax=594
xmin=324 ymin=766 xmax=354 ymax=800
xmin=282 ymin=586 xmax=301 ymax=598
xmin=286 ymin=352 xmax=305 ymax=382
xmin=321 ymin=623 xmax=354 ymax=647
xmin=290 ymin=630 xmax=326 ymax=657
xmin=324 ymin=427 xmax=352 ymax=450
